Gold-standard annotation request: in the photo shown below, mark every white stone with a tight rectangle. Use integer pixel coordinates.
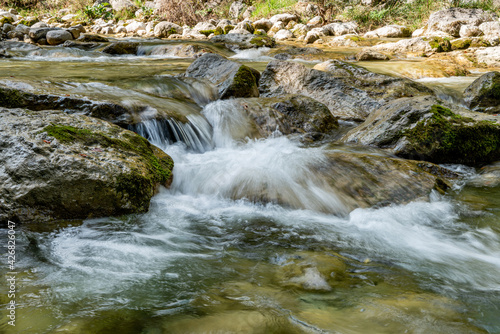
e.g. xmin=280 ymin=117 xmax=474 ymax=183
xmin=125 ymin=21 xmax=146 ymax=33
xmin=479 ymin=21 xmax=500 ymax=37
xmin=274 ymin=29 xmax=293 ymax=40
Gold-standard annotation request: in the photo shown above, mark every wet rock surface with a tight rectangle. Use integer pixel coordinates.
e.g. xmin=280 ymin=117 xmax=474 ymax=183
xmin=0 ymin=108 xmax=173 ymax=223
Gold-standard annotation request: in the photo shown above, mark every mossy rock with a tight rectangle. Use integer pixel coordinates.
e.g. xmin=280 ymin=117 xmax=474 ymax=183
xmin=102 ymin=42 xmax=139 ymax=55
xmin=249 ymin=35 xmax=275 ymax=48
xmin=214 ymin=26 xmax=224 ymax=35
xmin=0 ymin=108 xmax=174 ymax=223
xmin=426 ymin=37 xmax=452 ymax=53
xmin=451 ymin=38 xmax=471 ymax=50
xmin=199 ymin=29 xmax=215 ymax=37
xmin=403 ymin=105 xmax=500 ymax=166
xmin=19 ymin=18 xmax=38 ymax=26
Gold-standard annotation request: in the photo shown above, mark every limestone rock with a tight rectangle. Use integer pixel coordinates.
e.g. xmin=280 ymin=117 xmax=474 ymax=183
xmin=46 ymin=29 xmax=73 ymax=45
xmin=460 ymin=24 xmax=483 ymax=37
xmin=342 ymin=96 xmax=500 ymax=166
xmin=356 ymin=48 xmax=389 ymax=61
xmin=479 ymin=21 xmax=500 ymax=37
xmin=210 ymin=33 xmax=275 ymax=50
xmin=475 ymin=46 xmax=500 ymax=67
xmin=184 ymin=53 xmax=260 ymax=99
xmin=154 ymin=21 xmax=182 ymax=38
xmin=259 ymin=60 xmax=431 ymax=121
xmin=274 ymin=29 xmax=293 ymax=41
xmin=370 ymin=37 xmax=433 ymax=55
xmin=269 ymin=13 xmax=298 ymax=25
xmin=253 ymin=18 xmax=273 ymax=32
xmin=464 ymin=71 xmax=500 ymax=114
xmin=425 ymin=8 xmax=497 ymax=37
xmin=102 ymin=42 xmax=139 ymax=55
xmin=0 ymin=108 xmax=173 ymax=223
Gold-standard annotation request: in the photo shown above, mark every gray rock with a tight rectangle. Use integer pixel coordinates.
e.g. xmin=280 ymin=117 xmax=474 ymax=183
xmin=253 ymin=18 xmax=273 ymax=32
xmin=342 ymin=96 xmax=500 ymax=166
xmin=63 ymin=40 xmax=100 ymax=50
xmin=29 ymin=27 xmax=60 ymax=42
xmin=229 ymin=1 xmax=245 ymax=19
xmin=210 ymin=33 xmax=275 ymax=50
xmin=364 ymin=25 xmax=410 ymax=38
xmin=259 ymin=60 xmax=431 ymax=121
xmin=269 ymin=13 xmax=298 ymax=25
xmin=426 ymin=8 xmax=497 ymax=37
xmin=46 ymin=29 xmax=73 ymax=45
xmin=274 ymin=29 xmax=293 ymax=41
xmin=154 ymin=21 xmax=182 ymax=38
xmin=356 ymin=48 xmax=389 ymax=61
xmin=77 ymin=33 xmax=109 ymax=42
xmin=464 ymin=71 xmax=500 ymax=114
xmin=102 ymin=42 xmax=139 ymax=55
xmin=0 ymin=107 xmax=173 ymax=223
xmin=109 ymin=0 xmax=137 ymax=11
xmin=185 ymin=53 xmax=260 ymax=99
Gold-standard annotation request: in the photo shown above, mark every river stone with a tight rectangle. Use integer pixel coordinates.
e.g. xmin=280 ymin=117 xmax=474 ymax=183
xmin=370 ymin=37 xmax=433 ymax=55
xmin=184 ymin=53 xmax=260 ymax=99
xmin=269 ymin=13 xmax=298 ymax=25
xmin=63 ymin=40 xmax=100 ymax=50
xmin=102 ymin=41 xmax=139 ymax=55
xmin=425 ymin=8 xmax=497 ymax=37
xmin=77 ymin=33 xmax=109 ymax=42
xmin=460 ymin=24 xmax=483 ymax=38
xmin=356 ymin=48 xmax=389 ymax=61
xmin=0 ymin=108 xmax=173 ymax=223
xmin=259 ymin=59 xmax=431 ymax=121
xmin=342 ymin=96 xmax=500 ymax=166
xmin=274 ymin=29 xmax=293 ymax=41
xmin=464 ymin=71 xmax=500 ymax=114
xmin=364 ymin=25 xmax=410 ymax=38
xmin=46 ymin=29 xmax=73 ymax=45
xmin=322 ymin=21 xmax=358 ymax=36
xmin=29 ymin=27 xmax=59 ymax=42
xmin=479 ymin=21 xmax=500 ymax=37
xmin=253 ymin=18 xmax=273 ymax=31
xmin=154 ymin=21 xmax=183 ymax=38
xmin=207 ymin=95 xmax=338 ymax=141
xmin=475 ymin=46 xmax=500 ymax=67
xmin=210 ymin=33 xmax=275 ymax=50
xmin=149 ymin=43 xmax=212 ymax=58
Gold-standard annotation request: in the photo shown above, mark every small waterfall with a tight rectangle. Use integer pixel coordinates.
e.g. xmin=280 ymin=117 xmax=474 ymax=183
xmin=129 ymin=115 xmax=213 ymax=153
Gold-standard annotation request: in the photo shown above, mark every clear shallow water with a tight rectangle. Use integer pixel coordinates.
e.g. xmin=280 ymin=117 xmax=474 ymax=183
xmin=1 ymin=44 xmax=500 ymax=334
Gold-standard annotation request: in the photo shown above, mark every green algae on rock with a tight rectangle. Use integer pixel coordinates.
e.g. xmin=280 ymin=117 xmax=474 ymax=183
xmin=0 ymin=108 xmax=173 ymax=223
xmin=464 ymin=71 xmax=500 ymax=114
xmin=343 ymin=96 xmax=500 ymax=166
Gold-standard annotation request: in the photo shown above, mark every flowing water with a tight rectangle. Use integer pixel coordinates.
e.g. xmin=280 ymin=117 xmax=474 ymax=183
xmin=1 ymin=42 xmax=500 ymax=334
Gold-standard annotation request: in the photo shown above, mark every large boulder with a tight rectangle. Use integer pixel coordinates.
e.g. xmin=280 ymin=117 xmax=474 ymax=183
xmin=258 ymin=60 xmax=432 ymax=121
xmin=46 ymin=29 xmax=74 ymax=45
xmin=210 ymin=33 xmax=275 ymax=50
xmin=342 ymin=96 xmax=500 ymax=166
xmin=475 ymin=46 xmax=500 ymax=67
xmin=322 ymin=21 xmax=358 ymax=36
xmin=0 ymin=108 xmax=173 ymax=223
xmin=424 ymin=8 xmax=497 ymax=37
xmin=154 ymin=21 xmax=183 ymax=38
xmin=464 ymin=71 xmax=500 ymax=114
xmin=29 ymin=27 xmax=59 ymax=43
xmin=184 ymin=53 xmax=260 ymax=99
xmin=269 ymin=13 xmax=298 ymax=25
xmin=370 ymin=37 xmax=452 ymax=55
xmin=203 ymin=95 xmax=338 ymax=141
xmin=479 ymin=21 xmax=500 ymax=37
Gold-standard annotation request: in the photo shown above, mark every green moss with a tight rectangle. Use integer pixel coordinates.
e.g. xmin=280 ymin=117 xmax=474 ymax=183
xmin=254 ymin=29 xmax=266 ymax=36
xmin=42 ymin=124 xmax=173 ymax=202
xmin=426 ymin=37 xmax=451 ymax=52
xmin=404 ymin=104 xmax=500 ymax=166
xmin=167 ymin=27 xmax=178 ymax=36
xmin=223 ymin=25 xmax=234 ymax=34
xmin=451 ymin=38 xmax=471 ymax=50
xmin=225 ymin=65 xmax=258 ymax=98
xmin=199 ymin=29 xmax=214 ymax=37
xmin=0 ymin=87 xmax=31 ymax=108
xmin=249 ymin=35 xmax=275 ymax=48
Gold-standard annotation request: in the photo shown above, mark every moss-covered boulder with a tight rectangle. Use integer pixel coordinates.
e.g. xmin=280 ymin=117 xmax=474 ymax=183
xmin=102 ymin=42 xmax=139 ymax=55
xmin=342 ymin=96 xmax=500 ymax=166
xmin=202 ymin=95 xmax=339 ymax=142
xmin=425 ymin=37 xmax=452 ymax=53
xmin=464 ymin=71 xmax=500 ymax=114
xmin=0 ymin=108 xmax=173 ymax=223
xmin=210 ymin=33 xmax=275 ymax=51
xmin=184 ymin=53 xmax=260 ymax=99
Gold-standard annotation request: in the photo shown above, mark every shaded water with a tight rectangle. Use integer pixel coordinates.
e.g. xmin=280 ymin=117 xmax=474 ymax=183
xmin=1 ymin=42 xmax=500 ymax=334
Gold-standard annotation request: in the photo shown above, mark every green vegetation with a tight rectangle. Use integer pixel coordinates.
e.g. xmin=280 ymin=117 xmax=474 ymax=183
xmin=43 ymin=124 xmax=174 ymax=203
xmin=225 ymin=65 xmax=259 ymax=98
xmin=426 ymin=37 xmax=451 ymax=52
xmin=251 ymin=0 xmax=297 ymax=19
xmin=83 ymin=2 xmax=112 ymax=20
xmin=404 ymin=105 xmax=500 ymax=166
